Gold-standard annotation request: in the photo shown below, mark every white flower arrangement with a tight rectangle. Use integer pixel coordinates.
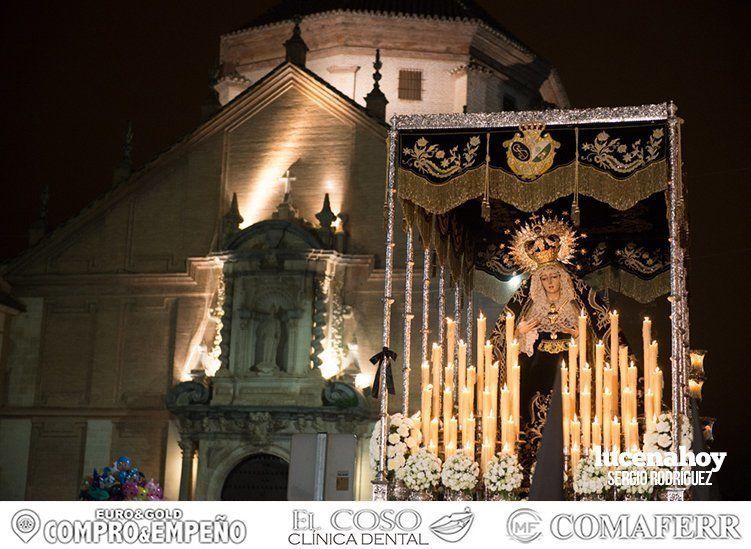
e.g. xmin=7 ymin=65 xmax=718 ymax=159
xmin=616 ymin=465 xmax=655 ymax=498
xmin=401 ymin=448 xmax=442 ymax=492
xmin=643 ymin=412 xmax=693 ymax=453
xmin=441 ymin=454 xmax=480 ymax=493
xmin=573 ymin=455 xmax=609 ymax=496
xmin=484 ymin=452 xmax=524 ymax=497
xmin=642 ymin=412 xmax=695 ymax=488
xmin=368 ymin=413 xmax=422 ymax=480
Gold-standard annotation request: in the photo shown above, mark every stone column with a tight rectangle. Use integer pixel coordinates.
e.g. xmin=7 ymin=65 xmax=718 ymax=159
xmin=178 ymin=439 xmax=196 ymax=501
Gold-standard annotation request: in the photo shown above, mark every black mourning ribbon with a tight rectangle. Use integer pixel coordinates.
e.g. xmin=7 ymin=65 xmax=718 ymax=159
xmin=369 ymin=347 xmax=397 ymax=399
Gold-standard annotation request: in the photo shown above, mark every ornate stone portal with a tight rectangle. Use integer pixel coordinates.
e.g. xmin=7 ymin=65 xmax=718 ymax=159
xmin=167 ymin=198 xmax=375 ymax=499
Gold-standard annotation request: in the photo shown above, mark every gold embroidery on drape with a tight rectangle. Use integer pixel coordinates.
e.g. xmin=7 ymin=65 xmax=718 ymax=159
xmin=398 ymin=161 xmax=667 ymax=214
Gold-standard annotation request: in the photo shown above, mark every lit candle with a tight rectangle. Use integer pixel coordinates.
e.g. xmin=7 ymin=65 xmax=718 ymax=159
xmin=628 ymin=361 xmax=637 ymax=392
xmin=481 ymin=442 xmax=491 ymax=473
xmin=483 ymin=341 xmax=493 ymax=390
xmin=581 ymin=387 xmax=591 ymax=449
xmin=622 ymin=386 xmax=633 ymax=427
xmin=571 ymin=443 xmax=581 ymax=472
xmin=571 ymin=414 xmax=581 ymax=450
xmin=464 ymin=415 xmax=475 ymax=458
xmin=644 ymin=390 xmax=654 ymax=429
xmin=445 ymin=362 xmax=455 ymax=393
xmin=511 ymin=361 xmax=521 ymax=438
xmin=458 ymin=339 xmax=467 ymax=391
xmin=421 ymin=384 xmax=433 ymax=444
xmin=446 ymin=440 xmax=456 ymax=459
xmin=489 ymin=360 xmax=500 ymax=418
xmin=580 ymin=362 xmax=592 ymax=399
xmin=446 ymin=317 xmax=455 ymax=368
xmin=429 ymin=418 xmax=439 ymax=454
xmin=642 ymin=317 xmax=652 ymax=394
xmin=653 ymin=367 xmax=663 ymax=414
xmin=578 ymin=308 xmax=587 ymax=370
xmin=603 ymin=389 xmax=612 ymax=450
xmin=506 ymin=311 xmax=519 ymax=398
xmin=562 ymin=386 xmax=571 ymax=451
xmin=477 ymin=313 xmax=486 ymax=415
xmin=595 ymin=340 xmax=604 ymax=424
xmin=568 ymin=341 xmax=578 ymax=409
xmin=592 ymin=415 xmax=602 ymax=448
xmin=486 ymin=410 xmax=497 ymax=457
xmin=467 ymin=366 xmax=476 ymax=416
xmin=609 ymin=310 xmax=619 ymax=410
xmin=629 ymin=417 xmax=639 ymax=452
xmin=449 ymin=417 xmax=458 ymax=450
xmin=611 ymin=416 xmax=621 ymax=454
xmin=428 ymin=440 xmax=437 ymax=456
xmin=421 ymin=360 xmax=430 ymax=391
xmin=443 ymin=386 xmax=453 ymax=447
xmin=431 ymin=343 xmax=441 ymax=417
xmin=460 ymin=386 xmax=471 ymax=428
xmin=505 ymin=311 xmax=515 ymax=352
xmin=649 ymin=340 xmax=659 ymax=387
xmin=505 ymin=415 xmax=515 ymax=455
xmin=500 ymin=384 xmax=511 ymax=429
xmin=618 ymin=345 xmax=629 ymax=423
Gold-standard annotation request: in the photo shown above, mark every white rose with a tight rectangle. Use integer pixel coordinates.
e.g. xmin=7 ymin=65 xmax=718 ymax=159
xmin=657 ymin=433 xmax=671 ymax=449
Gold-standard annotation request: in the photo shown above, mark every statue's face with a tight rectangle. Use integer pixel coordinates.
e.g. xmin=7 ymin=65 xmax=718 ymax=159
xmin=539 ymin=269 xmax=561 ymax=296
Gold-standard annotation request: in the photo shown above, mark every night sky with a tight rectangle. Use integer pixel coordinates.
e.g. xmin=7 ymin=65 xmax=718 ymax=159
xmin=1 ymin=1 xmax=750 ymax=499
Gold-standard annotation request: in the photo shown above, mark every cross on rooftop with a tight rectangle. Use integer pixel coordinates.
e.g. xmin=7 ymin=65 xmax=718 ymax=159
xmin=279 ymin=169 xmax=296 ymax=200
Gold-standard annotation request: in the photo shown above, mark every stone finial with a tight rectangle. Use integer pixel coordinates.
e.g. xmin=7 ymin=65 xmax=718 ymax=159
xmin=112 ymin=121 xmax=133 ymax=186
xmin=315 ymin=193 xmax=337 ymax=248
xmin=364 ymin=49 xmax=388 ymax=121
xmin=222 ymin=192 xmax=244 ymax=244
xmin=284 ymin=16 xmax=308 ymax=67
xmin=28 ymin=184 xmax=49 ymax=246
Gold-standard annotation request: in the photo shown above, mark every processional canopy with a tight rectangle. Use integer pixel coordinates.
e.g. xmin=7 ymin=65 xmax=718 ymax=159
xmin=395 ymin=107 xmax=674 ymax=302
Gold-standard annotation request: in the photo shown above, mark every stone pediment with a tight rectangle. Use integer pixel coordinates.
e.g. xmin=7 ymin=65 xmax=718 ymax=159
xmin=226 ymin=219 xmax=323 ymax=252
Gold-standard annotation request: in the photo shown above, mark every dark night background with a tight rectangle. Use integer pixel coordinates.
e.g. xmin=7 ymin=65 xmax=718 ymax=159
xmin=1 ymin=1 xmax=749 ymax=499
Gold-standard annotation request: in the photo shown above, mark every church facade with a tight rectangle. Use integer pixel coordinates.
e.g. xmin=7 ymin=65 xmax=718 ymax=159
xmin=0 ymin=1 xmax=566 ymax=500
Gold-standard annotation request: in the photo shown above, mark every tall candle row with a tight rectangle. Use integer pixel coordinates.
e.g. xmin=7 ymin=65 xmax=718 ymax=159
xmin=419 ymin=311 xmax=521 ymax=472
xmin=562 ymin=312 xmax=666 ymax=458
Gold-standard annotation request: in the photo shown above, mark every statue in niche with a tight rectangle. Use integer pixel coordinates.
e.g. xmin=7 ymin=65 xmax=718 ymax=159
xmin=254 ymin=306 xmax=282 ymax=374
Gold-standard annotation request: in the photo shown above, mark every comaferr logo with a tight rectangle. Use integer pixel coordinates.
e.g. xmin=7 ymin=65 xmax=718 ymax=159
xmin=507 ymin=508 xmax=543 ymax=543
xmin=550 ymin=513 xmax=742 ymax=540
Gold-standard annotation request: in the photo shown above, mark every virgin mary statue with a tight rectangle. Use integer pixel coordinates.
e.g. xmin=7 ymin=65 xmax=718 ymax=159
xmin=489 ymin=216 xmax=612 ymax=500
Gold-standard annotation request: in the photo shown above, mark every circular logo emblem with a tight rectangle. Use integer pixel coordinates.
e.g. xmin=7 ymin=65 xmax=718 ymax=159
xmin=11 ymin=509 xmax=41 ymax=543
xmin=506 ymin=508 xmax=542 ymax=543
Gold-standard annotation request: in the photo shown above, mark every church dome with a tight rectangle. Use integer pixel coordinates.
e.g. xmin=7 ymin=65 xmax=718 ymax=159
xmin=235 ymin=0 xmax=527 ymax=50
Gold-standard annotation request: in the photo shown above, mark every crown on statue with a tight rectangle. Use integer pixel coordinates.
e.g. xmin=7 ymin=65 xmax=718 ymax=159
xmin=504 ymin=214 xmax=579 ymax=272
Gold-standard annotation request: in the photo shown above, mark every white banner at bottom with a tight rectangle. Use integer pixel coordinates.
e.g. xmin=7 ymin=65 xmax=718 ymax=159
xmin=1 ymin=500 xmax=749 ymax=548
